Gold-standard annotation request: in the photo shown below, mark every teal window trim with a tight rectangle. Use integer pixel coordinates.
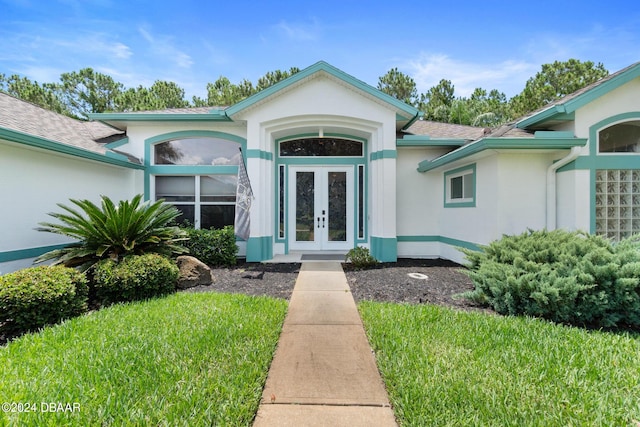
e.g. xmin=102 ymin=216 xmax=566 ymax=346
xmin=444 ymin=163 xmax=476 ymax=208
xmin=143 ymin=130 xmax=246 ymax=201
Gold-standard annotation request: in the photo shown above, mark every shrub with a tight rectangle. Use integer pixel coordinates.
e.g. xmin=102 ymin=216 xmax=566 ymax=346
xmin=0 ymin=266 xmax=88 ymax=337
xmin=182 ymin=225 xmax=238 ymax=267
xmin=92 ymin=254 xmax=179 ymax=306
xmin=35 ymin=194 xmax=188 ymax=272
xmin=461 ymin=229 xmax=640 ymax=328
xmin=346 ymin=246 xmax=378 ymax=269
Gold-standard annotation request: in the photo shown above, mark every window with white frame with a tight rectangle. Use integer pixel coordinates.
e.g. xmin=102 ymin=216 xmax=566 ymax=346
xmin=155 ymin=175 xmax=237 ymax=229
xmin=444 ymin=164 xmax=476 ymax=207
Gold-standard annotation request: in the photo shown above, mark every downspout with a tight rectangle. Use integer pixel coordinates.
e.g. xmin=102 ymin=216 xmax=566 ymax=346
xmin=546 ymin=146 xmax=581 ymax=230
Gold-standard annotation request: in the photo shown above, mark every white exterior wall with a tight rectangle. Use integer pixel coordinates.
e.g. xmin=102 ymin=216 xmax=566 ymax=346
xmin=496 ymin=153 xmax=550 ymax=234
xmin=0 ymin=142 xmax=140 ymax=273
xmin=396 ymin=147 xmax=447 ymax=258
xmin=556 ymin=169 xmax=591 ymax=231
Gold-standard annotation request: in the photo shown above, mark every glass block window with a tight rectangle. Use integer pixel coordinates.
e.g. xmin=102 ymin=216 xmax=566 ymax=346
xmin=595 ymin=170 xmax=640 ymax=240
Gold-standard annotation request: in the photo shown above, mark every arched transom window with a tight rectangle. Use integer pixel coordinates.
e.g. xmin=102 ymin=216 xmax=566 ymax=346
xmin=279 ymin=137 xmax=363 ymax=157
xmin=154 ymin=138 xmax=242 ymax=165
xmin=599 ymin=121 xmax=640 ymax=153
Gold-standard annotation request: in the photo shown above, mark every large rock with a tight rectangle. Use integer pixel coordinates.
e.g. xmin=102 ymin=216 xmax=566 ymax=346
xmin=176 ymin=256 xmax=214 ymax=289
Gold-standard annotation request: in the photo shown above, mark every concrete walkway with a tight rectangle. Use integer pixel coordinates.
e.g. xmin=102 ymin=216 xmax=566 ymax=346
xmin=253 ymin=262 xmax=397 ymax=427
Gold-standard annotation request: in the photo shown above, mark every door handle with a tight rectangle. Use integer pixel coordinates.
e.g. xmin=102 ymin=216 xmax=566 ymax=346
xmin=322 ymin=216 xmax=325 ymax=228
xmin=317 ymin=217 xmax=320 ymax=228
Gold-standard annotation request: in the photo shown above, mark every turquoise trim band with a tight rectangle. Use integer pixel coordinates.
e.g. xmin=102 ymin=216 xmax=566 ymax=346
xmin=246 ymin=236 xmax=273 ymax=262
xmin=0 ymin=243 xmax=70 ymax=263
xmin=89 ymin=110 xmax=230 ymax=122
xmin=104 ymin=137 xmax=129 ymax=149
xmin=397 ymin=235 xmax=480 ymax=251
xmin=397 ymin=137 xmax=466 ymax=147
xmin=246 ymin=149 xmax=273 ymax=160
xmin=370 ymin=236 xmax=397 ymax=262
xmin=0 ymin=128 xmax=144 ymax=170
xmin=370 ymin=150 xmax=397 ymax=161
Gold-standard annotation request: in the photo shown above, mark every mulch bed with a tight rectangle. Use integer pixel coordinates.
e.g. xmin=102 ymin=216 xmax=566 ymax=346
xmin=186 ymin=258 xmax=489 ymax=313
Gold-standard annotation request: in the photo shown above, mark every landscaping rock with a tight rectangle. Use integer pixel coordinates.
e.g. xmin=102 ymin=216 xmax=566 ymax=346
xmin=176 ymin=256 xmax=214 ymax=289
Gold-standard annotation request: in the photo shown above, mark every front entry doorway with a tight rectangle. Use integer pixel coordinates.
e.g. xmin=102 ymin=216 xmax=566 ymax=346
xmin=288 ymin=166 xmax=353 ymax=251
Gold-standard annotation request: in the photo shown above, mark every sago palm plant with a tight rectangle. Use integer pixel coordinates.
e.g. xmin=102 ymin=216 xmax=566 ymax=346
xmin=35 ymin=194 xmax=188 ymax=271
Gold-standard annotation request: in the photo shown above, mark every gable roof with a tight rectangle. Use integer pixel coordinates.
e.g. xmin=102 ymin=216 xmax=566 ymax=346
xmin=0 ymin=92 xmax=142 ymax=168
xmin=516 ymin=62 xmax=640 ymax=130
xmin=225 ymin=61 xmax=421 ymax=125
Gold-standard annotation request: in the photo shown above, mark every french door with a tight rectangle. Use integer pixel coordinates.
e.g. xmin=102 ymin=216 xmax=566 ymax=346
xmin=288 ymin=166 xmax=353 ymax=251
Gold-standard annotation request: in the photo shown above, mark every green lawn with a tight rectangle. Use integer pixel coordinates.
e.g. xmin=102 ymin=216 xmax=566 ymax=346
xmin=0 ymin=292 xmax=287 ymax=427
xmin=359 ymin=302 xmax=640 ymax=427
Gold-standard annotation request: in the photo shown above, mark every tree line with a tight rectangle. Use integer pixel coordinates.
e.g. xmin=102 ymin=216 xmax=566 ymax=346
xmin=1 ymin=59 xmax=608 ymax=127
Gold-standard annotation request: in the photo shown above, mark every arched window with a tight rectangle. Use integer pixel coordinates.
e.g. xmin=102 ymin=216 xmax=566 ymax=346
xmin=154 ymin=138 xmax=242 ymax=165
xmin=599 ymin=121 xmax=640 ymax=153
xmin=279 ymin=137 xmax=363 ymax=157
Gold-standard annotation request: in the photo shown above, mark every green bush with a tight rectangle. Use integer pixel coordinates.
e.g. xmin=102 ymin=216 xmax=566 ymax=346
xmin=35 ymin=194 xmax=188 ymax=272
xmin=346 ymin=246 xmax=378 ymax=269
xmin=0 ymin=266 xmax=88 ymax=337
xmin=182 ymin=225 xmax=238 ymax=267
xmin=92 ymin=254 xmax=179 ymax=306
xmin=461 ymin=229 xmax=640 ymax=328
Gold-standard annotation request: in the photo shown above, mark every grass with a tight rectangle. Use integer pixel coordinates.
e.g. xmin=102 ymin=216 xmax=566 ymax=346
xmin=359 ymin=302 xmax=640 ymax=426
xmin=0 ymin=292 xmax=287 ymax=427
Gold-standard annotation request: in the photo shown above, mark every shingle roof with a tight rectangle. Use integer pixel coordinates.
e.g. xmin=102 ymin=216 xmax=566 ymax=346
xmin=0 ymin=92 xmax=123 ymax=154
xmin=516 ymin=61 xmax=640 ymax=128
xmin=404 ymin=120 xmax=488 ymax=140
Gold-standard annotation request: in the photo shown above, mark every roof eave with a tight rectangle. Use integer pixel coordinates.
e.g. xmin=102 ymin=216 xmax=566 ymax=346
xmin=0 ymin=127 xmax=144 ymax=169
xmin=417 ymin=134 xmax=587 ymax=172
xmin=516 ymin=62 xmax=640 ymax=130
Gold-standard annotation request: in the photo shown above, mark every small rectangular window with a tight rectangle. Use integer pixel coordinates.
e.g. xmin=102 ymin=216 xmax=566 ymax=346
xmin=444 ymin=164 xmax=476 ymax=208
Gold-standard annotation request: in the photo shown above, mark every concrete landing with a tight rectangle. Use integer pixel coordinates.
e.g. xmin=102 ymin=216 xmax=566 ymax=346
xmin=253 ymin=262 xmax=397 ymax=427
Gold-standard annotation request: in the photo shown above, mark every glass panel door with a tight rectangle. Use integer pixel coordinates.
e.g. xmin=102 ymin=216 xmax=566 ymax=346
xmin=289 ymin=166 xmax=353 ymax=251
xmin=295 ymin=171 xmax=315 ymax=242
xmin=327 ymin=171 xmax=347 ymax=242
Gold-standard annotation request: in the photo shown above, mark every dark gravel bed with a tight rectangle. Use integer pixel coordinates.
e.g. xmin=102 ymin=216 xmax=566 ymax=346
xmin=186 ymin=258 xmax=489 ymax=313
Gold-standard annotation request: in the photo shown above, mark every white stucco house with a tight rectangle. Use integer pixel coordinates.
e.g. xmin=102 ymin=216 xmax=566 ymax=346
xmin=2 ymin=60 xmax=639 ymax=273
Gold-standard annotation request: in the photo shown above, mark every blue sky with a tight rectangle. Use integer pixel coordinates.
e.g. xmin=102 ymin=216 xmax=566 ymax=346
xmin=1 ymin=0 xmax=639 ymax=101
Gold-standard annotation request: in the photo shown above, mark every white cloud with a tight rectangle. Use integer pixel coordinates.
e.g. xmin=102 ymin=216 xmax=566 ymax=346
xmin=110 ymin=42 xmax=132 ymax=59
xmin=137 ymin=26 xmax=193 ymax=69
xmin=273 ymin=19 xmax=320 ymax=42
xmin=404 ymin=54 xmax=536 ymax=98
